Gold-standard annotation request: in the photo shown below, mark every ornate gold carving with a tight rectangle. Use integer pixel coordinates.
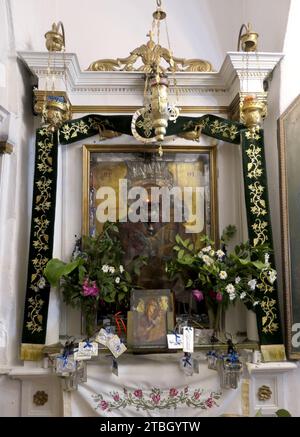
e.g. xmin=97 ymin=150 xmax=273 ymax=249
xmin=0 ymin=140 xmax=13 ymax=154
xmin=257 ymin=385 xmax=272 ymax=401
xmin=240 ymin=96 xmax=267 ymax=129
xmin=34 ymin=90 xmax=72 ymax=118
xmin=87 ymin=33 xmax=212 ymax=72
xmin=42 ymin=100 xmax=72 ymax=133
xmin=33 ymin=390 xmax=49 ymax=406
xmin=229 ymin=93 xmax=267 ymax=121
xmin=71 ymin=105 xmax=229 ymax=115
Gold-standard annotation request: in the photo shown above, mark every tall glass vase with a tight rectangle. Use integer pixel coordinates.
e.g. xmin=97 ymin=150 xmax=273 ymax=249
xmin=82 ymin=305 xmax=98 ymax=338
xmin=207 ymin=303 xmax=224 ymax=335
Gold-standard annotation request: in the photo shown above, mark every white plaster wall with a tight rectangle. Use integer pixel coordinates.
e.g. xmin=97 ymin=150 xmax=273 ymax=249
xmin=10 ymin=0 xmax=290 ymax=71
xmin=0 ymin=0 xmax=36 ymax=416
xmin=262 ymin=0 xmax=300 ymax=416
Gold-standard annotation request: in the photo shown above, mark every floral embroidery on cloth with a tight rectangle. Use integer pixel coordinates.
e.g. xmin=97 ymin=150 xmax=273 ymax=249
xmin=92 ymin=386 xmax=221 ymax=412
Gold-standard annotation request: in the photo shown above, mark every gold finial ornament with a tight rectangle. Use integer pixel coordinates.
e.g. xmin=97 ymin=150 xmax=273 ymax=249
xmin=240 ymin=95 xmax=267 ymax=129
xmin=45 ymin=22 xmax=66 ymax=52
xmin=237 ymin=23 xmax=259 ymax=52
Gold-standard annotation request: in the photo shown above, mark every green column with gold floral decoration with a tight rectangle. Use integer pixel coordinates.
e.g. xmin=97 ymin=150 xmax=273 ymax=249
xmin=21 ymin=128 xmax=58 ymax=360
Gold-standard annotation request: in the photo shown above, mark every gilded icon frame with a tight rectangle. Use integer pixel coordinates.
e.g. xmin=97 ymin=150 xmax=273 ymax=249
xmin=82 ymin=144 xmax=218 ymax=242
xmin=278 ymin=95 xmax=300 ymax=359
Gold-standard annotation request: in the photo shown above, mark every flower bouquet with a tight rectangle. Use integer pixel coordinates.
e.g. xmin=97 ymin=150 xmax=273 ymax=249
xmin=44 ymin=222 xmax=146 ymax=336
xmin=166 ymin=226 xmax=277 ymax=333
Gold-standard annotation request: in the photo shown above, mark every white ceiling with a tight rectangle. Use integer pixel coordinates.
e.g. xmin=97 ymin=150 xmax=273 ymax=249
xmin=10 ymin=0 xmax=291 ymax=71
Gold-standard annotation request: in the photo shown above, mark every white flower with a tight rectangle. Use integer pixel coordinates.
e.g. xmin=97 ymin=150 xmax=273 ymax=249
xmin=202 ymin=255 xmax=214 ymax=266
xmin=226 ymin=284 xmax=235 ymax=294
xmin=240 ymin=292 xmax=246 ymax=300
xmin=216 ymin=250 xmax=225 ymax=259
xmin=109 ymin=266 xmax=115 ymax=274
xmin=102 ymin=265 xmax=109 ymax=273
xmin=248 ymin=279 xmax=257 ymax=290
xmin=219 ymin=271 xmax=228 ymax=280
xmin=197 ymin=251 xmax=203 ymax=259
xmin=229 ymin=293 xmax=236 ymax=301
xmin=265 ymin=253 xmax=270 ymax=265
xmin=37 ymin=277 xmax=46 ymax=289
xmin=235 ymin=276 xmax=241 ymax=284
xmin=209 ymin=250 xmax=215 ymax=257
xmin=253 ymin=301 xmax=259 ymax=307
xmin=268 ymin=269 xmax=277 ymax=284
xmin=202 ymin=245 xmax=212 ymax=253
xmin=119 ymin=265 xmax=124 ymax=273
xmin=115 ymin=277 xmax=120 ymax=284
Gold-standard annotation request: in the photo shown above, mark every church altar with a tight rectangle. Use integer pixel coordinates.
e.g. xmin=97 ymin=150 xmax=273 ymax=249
xmin=67 ymin=353 xmax=242 ymax=417
xmin=12 ymin=42 xmax=290 ymax=417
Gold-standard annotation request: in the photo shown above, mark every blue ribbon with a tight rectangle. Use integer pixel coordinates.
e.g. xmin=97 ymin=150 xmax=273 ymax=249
xmin=183 ymin=352 xmax=192 ymax=367
xmin=83 ymin=340 xmax=93 ymax=349
xmin=173 ymin=330 xmax=181 ymax=345
xmin=57 ymin=353 xmax=69 ymax=368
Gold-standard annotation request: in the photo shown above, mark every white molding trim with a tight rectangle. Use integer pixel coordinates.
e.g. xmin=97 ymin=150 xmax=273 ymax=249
xmin=246 ymin=361 xmax=297 ymax=416
xmin=246 ymin=362 xmax=297 ymax=374
xmin=18 ymin=51 xmax=284 ymax=100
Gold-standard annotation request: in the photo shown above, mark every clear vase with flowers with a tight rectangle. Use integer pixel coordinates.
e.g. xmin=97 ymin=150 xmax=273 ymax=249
xmin=166 ymin=225 xmax=277 ymax=336
xmin=44 ymin=221 xmax=146 ymax=337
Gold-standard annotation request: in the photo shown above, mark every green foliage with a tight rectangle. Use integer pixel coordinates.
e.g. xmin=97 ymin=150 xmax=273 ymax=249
xmin=255 ymin=408 xmax=292 ymax=417
xmin=220 ymin=224 xmax=237 ymax=244
xmin=44 ymin=222 xmax=144 ymax=317
xmin=166 ymin=226 xmax=277 ymax=320
xmin=275 ymin=409 xmax=292 ymax=417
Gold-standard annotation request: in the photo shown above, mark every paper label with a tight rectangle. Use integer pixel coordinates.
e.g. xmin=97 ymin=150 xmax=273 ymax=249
xmin=55 ymin=356 xmax=77 ymax=373
xmin=78 ymin=341 xmax=98 ymax=356
xmin=167 ymin=333 xmax=183 ymax=349
xmin=74 ymin=350 xmax=92 ymax=361
xmin=95 ymin=328 xmax=113 ymax=346
xmin=107 ymin=335 xmax=127 ymax=358
xmin=183 ymin=327 xmax=194 ymax=353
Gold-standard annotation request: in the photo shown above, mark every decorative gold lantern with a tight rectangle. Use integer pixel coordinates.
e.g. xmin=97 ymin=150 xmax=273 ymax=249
xmin=131 ymin=0 xmax=180 ymax=149
xmin=237 ymin=23 xmax=259 ymax=52
xmin=41 ymin=21 xmax=72 ymax=132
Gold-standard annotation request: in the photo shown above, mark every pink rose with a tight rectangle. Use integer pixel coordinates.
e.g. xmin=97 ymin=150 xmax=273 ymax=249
xmin=205 ymin=397 xmax=214 ymax=408
xmin=194 ymin=391 xmax=201 ymax=400
xmin=151 ymin=394 xmax=161 ymax=404
xmin=216 ymin=292 xmax=223 ymax=302
xmin=133 ymin=389 xmax=143 ymax=399
xmin=100 ymin=400 xmax=108 ymax=410
xmin=169 ymin=388 xmax=178 ymax=397
xmin=192 ymin=289 xmax=204 ymax=302
xmin=113 ymin=393 xmax=120 ymax=402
